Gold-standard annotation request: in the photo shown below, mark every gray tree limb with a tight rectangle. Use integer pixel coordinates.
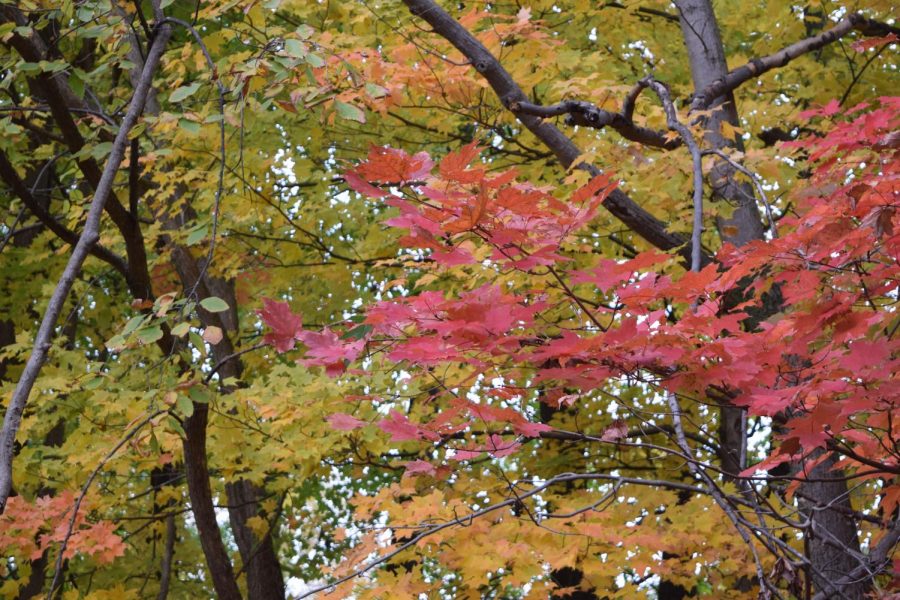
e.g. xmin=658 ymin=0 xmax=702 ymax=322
xmin=0 ymin=21 xmax=172 ymax=514
xmin=693 ymin=14 xmax=900 ymax=110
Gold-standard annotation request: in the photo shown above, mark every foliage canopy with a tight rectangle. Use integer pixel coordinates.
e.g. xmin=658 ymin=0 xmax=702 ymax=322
xmin=0 ymin=1 xmax=898 ymax=599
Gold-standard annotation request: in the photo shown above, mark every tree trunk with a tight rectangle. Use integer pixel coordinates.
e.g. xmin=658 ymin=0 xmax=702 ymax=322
xmin=674 ymin=2 xmax=863 ymax=596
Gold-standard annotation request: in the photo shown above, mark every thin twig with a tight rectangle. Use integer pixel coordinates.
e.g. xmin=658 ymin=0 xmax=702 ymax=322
xmin=47 ymin=410 xmax=165 ymax=598
xmin=703 ymin=148 xmax=779 ymax=238
xmin=158 ymin=17 xmax=227 ymax=299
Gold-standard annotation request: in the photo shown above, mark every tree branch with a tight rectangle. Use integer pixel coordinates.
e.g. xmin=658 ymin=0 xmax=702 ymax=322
xmin=0 ymin=19 xmax=172 ymax=515
xmin=643 ymin=78 xmax=704 ymax=272
xmin=401 ymin=0 xmax=709 ymax=264
xmin=0 ymin=152 xmax=130 ymax=275
xmin=693 ymin=14 xmax=900 ymax=110
xmin=509 ymin=98 xmax=679 ymax=150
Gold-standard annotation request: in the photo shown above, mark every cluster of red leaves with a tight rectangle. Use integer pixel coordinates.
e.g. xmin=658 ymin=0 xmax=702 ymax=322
xmin=260 ymin=100 xmax=898 ymax=500
xmin=0 ymin=491 xmax=126 ymax=564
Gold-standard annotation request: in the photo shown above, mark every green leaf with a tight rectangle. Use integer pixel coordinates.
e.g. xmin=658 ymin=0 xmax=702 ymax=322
xmin=91 ymin=142 xmax=113 ymax=160
xmin=137 ymin=326 xmax=163 ymax=345
xmin=334 ymin=100 xmax=365 ymax=123
xmin=306 ymin=53 xmax=325 ymax=68
xmin=106 ymin=334 xmax=127 ymax=352
xmin=186 ymin=224 xmax=207 ymax=246
xmin=69 ymin=69 xmax=85 ymax=100
xmin=188 ymin=386 xmax=211 ymax=404
xmin=166 ymin=415 xmax=186 ymax=438
xmin=176 ymin=394 xmax=194 ymax=418
xmin=284 ymin=39 xmax=308 ymax=59
xmin=122 ymin=315 xmax=146 ymax=335
xmin=189 ymin=331 xmax=207 ymax=356
xmin=84 ymin=376 xmax=104 ymax=390
xmin=200 ymin=297 xmax=229 ymax=313
xmin=341 ymin=324 xmax=372 ymax=341
xmin=365 ymin=83 xmax=389 ymax=99
xmin=171 ymin=322 xmax=191 ymax=337
xmin=179 ymin=118 xmax=201 ymax=134
xmin=170 ymin=82 xmax=201 ymax=103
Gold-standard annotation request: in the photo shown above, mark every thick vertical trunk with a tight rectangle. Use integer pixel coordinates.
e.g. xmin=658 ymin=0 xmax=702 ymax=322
xmin=183 ymin=405 xmax=243 ymax=600
xmin=799 ymin=453 xmax=865 ymax=598
xmin=169 ymin=249 xmax=286 ymax=599
xmin=675 ymin=0 xmax=761 ymax=481
xmin=225 ymin=479 xmax=286 ymax=600
xmin=674 ymin=2 xmax=863 ymax=597
xmin=675 ymin=0 xmax=766 ymax=246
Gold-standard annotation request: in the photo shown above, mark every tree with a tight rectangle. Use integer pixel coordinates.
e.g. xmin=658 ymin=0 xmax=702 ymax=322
xmin=0 ymin=1 xmax=897 ymax=599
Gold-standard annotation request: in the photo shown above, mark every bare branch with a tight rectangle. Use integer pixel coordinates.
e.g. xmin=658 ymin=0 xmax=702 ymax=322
xmin=509 ymin=98 xmax=679 ymax=150
xmin=47 ymin=410 xmax=165 ymax=598
xmin=643 ymin=78 xmax=704 ymax=272
xmin=0 ymin=152 xmax=130 ymax=274
xmin=702 ymin=149 xmax=779 ymax=238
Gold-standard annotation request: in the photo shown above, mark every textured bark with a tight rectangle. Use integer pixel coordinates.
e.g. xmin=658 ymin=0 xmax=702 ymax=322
xmin=182 ymin=404 xmax=242 ymax=600
xmin=225 ymin=480 xmax=286 ymax=600
xmin=799 ymin=453 xmax=865 ymax=599
xmin=675 ymin=2 xmax=864 ymax=596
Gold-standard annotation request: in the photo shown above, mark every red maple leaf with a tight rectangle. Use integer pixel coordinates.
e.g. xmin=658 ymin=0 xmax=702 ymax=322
xmin=257 ymin=298 xmax=304 ymax=352
xmin=327 ymin=413 xmax=366 ymax=431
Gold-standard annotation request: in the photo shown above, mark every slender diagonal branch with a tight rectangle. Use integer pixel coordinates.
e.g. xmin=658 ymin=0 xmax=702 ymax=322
xmin=702 ymin=148 xmax=779 ymax=238
xmin=0 ymin=152 xmax=130 ymax=275
xmin=0 ymin=20 xmax=172 ymax=515
xmin=693 ymin=14 xmax=900 ymax=110
xmin=47 ymin=410 xmax=165 ymax=599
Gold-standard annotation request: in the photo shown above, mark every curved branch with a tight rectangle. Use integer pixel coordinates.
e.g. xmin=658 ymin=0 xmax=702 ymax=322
xmin=509 ymin=98 xmax=679 ymax=150
xmin=643 ymin=78 xmax=704 ymax=272
xmin=295 ymin=471 xmax=738 ymax=599
xmin=47 ymin=410 xmax=165 ymax=598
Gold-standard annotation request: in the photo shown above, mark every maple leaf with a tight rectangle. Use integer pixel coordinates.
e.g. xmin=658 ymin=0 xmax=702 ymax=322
xmin=513 ymin=421 xmax=552 ymax=438
xmin=257 ymin=298 xmax=304 ymax=352
xmin=344 ymin=170 xmax=388 ymax=198
xmin=377 ymin=410 xmax=440 ymax=442
xmin=851 ymin=33 xmax=898 ymax=52
xmin=355 ymin=145 xmax=433 ymax=183
xmin=327 ymin=413 xmax=366 ymax=431
xmin=600 ymin=419 xmax=628 ymax=442
xmin=487 ymin=433 xmax=521 ymax=457
xmin=297 ymin=329 xmax=366 ymax=377
xmin=403 ymin=460 xmax=437 ymax=476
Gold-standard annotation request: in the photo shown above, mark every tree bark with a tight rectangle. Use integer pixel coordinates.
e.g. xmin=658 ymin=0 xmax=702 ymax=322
xmin=674 ymin=2 xmax=864 ymax=596
xmin=182 ymin=404 xmax=242 ymax=600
